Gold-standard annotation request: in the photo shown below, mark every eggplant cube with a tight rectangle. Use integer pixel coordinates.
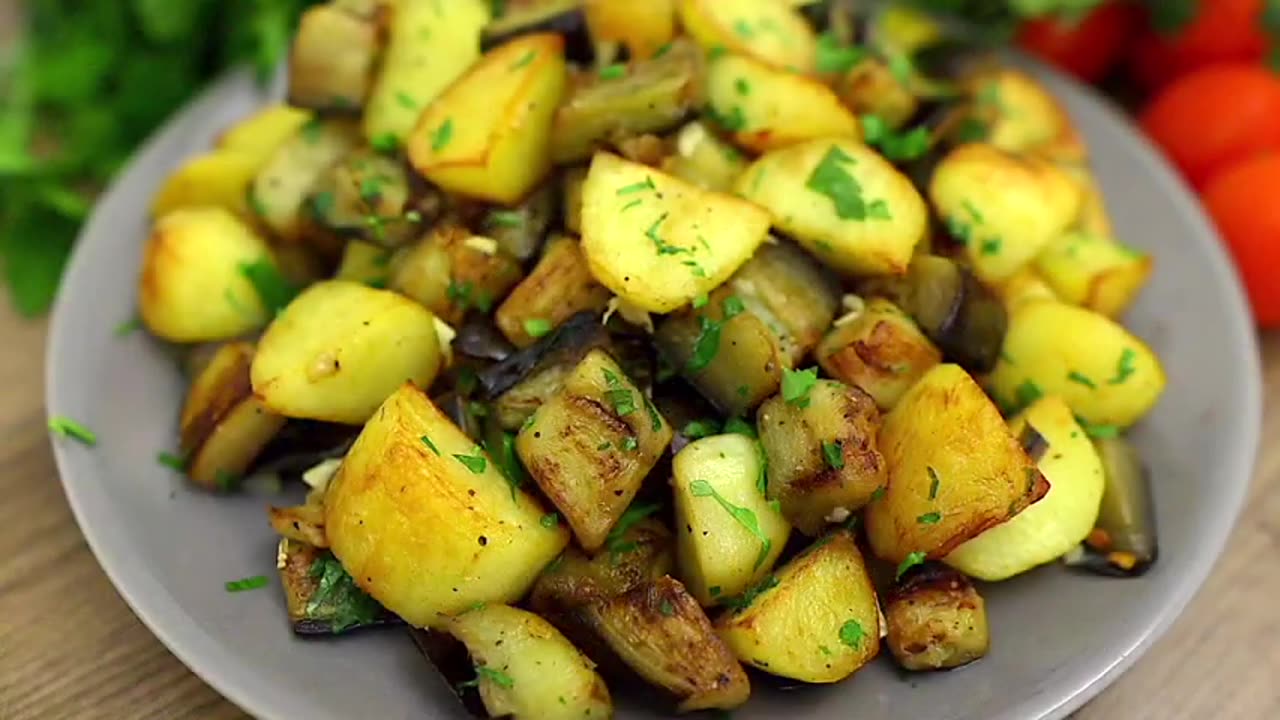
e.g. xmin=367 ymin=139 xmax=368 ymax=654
xmin=816 ymin=298 xmax=942 ymax=411
xmin=288 ymin=5 xmax=379 ymax=112
xmin=884 ymin=563 xmax=989 ymax=671
xmin=517 ymin=349 xmax=673 ymax=550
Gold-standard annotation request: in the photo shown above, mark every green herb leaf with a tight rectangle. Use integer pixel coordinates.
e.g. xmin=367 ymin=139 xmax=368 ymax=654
xmin=524 ymin=318 xmax=552 ymax=338
xmin=781 ymin=367 xmax=819 ymax=408
xmin=488 ymin=209 xmax=524 ymax=228
xmin=839 ymin=619 xmax=865 ymax=649
xmin=238 ymin=258 xmax=297 ymax=316
xmin=510 ymin=50 xmax=536 ymax=70
xmin=806 ymin=146 xmax=888 ymax=222
xmin=306 ymin=552 xmax=382 ymax=631
xmin=722 ymin=295 xmax=745 ymax=318
xmin=722 ymin=574 xmax=778 ymax=611
xmin=370 ymin=132 xmax=400 ymax=154
xmin=114 ymin=316 xmax=142 ymax=337
xmin=1013 ymin=379 xmax=1043 ymax=411
xmin=687 ymin=315 xmax=723 ymax=373
xmin=431 ymin=118 xmax=454 ymax=152
xmin=723 ymin=417 xmax=756 ymax=438
xmin=621 ymin=436 xmax=639 ymax=451
xmin=682 ymin=419 xmax=720 ymax=440
xmin=822 ymin=440 xmax=844 ymax=470
xmin=1079 ymin=419 xmax=1120 ymax=439
xmin=453 ymin=449 xmax=487 ymax=474
xmin=606 ymin=502 xmax=661 ymax=555
xmin=860 ymin=114 xmax=930 ymax=162
xmin=688 ymin=479 xmax=772 ymax=569
xmin=617 ymin=176 xmax=656 ymax=195
xmin=1109 ymin=348 xmax=1137 ymax=384
xmin=157 ymin=451 xmax=186 ymax=471
xmin=928 ymin=466 xmax=941 ymax=499
xmin=815 ymin=32 xmax=866 ymax=74
xmin=214 ymin=469 xmax=240 ymax=492
xmin=1067 ymin=370 xmax=1097 ymax=389
xmin=917 ymin=511 xmax=942 ymax=525
xmin=735 ymin=77 xmax=751 ymax=95
xmin=540 ymin=512 xmax=559 ymax=528
xmin=491 ymin=433 xmax=526 ymax=500
xmin=598 ymin=63 xmax=627 ymax=80
xmin=224 ymin=575 xmax=269 ymax=593
xmin=896 ymin=551 xmax=927 ymax=579
xmin=421 ymin=435 xmax=440 ymax=455
xmin=602 ymin=368 xmax=637 ymax=416
xmin=659 ymin=598 xmax=675 ymax=616
xmin=48 ymin=415 xmax=96 ymax=445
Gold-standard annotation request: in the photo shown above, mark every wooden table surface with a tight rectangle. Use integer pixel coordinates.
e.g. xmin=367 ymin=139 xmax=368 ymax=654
xmin=1 ymin=294 xmax=1278 ymax=720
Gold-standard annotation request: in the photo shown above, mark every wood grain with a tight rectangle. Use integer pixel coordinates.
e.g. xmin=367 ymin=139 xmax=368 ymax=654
xmin=0 ymin=294 xmax=1276 ymax=719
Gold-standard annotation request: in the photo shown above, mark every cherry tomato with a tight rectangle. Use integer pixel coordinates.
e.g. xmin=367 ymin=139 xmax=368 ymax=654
xmin=1139 ymin=64 xmax=1280 ymax=187
xmin=1017 ymin=3 xmax=1141 ymax=83
xmin=1201 ymin=153 xmax=1280 ymax=327
xmin=1128 ymin=0 xmax=1268 ymax=90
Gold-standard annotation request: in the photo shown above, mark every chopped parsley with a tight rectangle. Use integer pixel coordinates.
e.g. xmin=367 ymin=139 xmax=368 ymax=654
xmin=114 ymin=316 xmax=141 ymax=337
xmin=722 ymin=295 xmax=745 ymax=317
xmin=224 ymin=575 xmax=269 ymax=592
xmin=214 ymin=469 xmax=240 ymax=492
xmin=1109 ymin=348 xmax=1137 ymax=384
xmin=446 ymin=280 xmax=494 ymax=313
xmin=917 ymin=511 xmax=942 ymax=525
xmin=722 ymin=574 xmax=778 ymax=611
xmin=430 ymin=118 xmax=454 ymax=152
xmin=394 ymin=91 xmax=417 ymax=110
xmin=300 ymin=117 xmax=324 ymax=144
xmin=308 ymin=190 xmax=335 ymax=220
xmin=896 ymin=551 xmax=927 ymax=579
xmin=488 ymin=209 xmax=524 ymax=228
xmin=465 ymin=665 xmax=515 ymax=689
xmin=781 ymin=367 xmax=819 ymax=408
xmin=723 ymin=417 xmax=756 ymax=438
xmin=1014 ymin=379 xmax=1043 ymax=410
xmin=621 ymin=436 xmax=639 ymax=451
xmin=491 ymin=433 xmax=527 ymax=500
xmin=370 ymin=132 xmax=399 ymax=154
xmin=238 ymin=258 xmax=298 ymax=316
xmin=596 ymin=441 xmax=611 ymax=451
xmin=689 ymin=479 xmax=772 ymax=569
xmin=510 ymin=50 xmax=537 ymax=70
xmin=839 ymin=619 xmax=865 ymax=649
xmin=524 ymin=318 xmax=552 ymax=339
xmin=732 ymin=18 xmax=755 ymax=37
xmin=598 ymin=63 xmax=626 ymax=80
xmin=735 ymin=78 xmax=751 ymax=96
xmin=602 ymin=368 xmax=637 ymax=416
xmin=156 ymin=451 xmax=186 ymax=471
xmin=822 ymin=440 xmax=844 ymax=470
xmin=707 ymin=104 xmax=746 ymax=132
xmin=644 ymin=212 xmax=688 ymax=256
xmin=453 ymin=449 xmax=487 ymax=474
xmin=815 ymin=32 xmax=866 ymax=74
xmin=1067 ymin=370 xmax=1097 ymax=389
xmin=644 ymin=396 xmax=664 ymax=433
xmin=980 ymin=237 xmax=1003 ymax=256
xmin=928 ymin=466 xmax=940 ymax=499
xmin=687 ymin=296 xmax=746 ymax=373
xmin=48 ymin=416 xmax=96 ymax=445
xmin=861 ymin=114 xmax=930 ymax=162
xmin=659 ymin=598 xmax=675 ymax=616
xmin=359 ymin=177 xmax=383 ymax=205
xmin=806 ymin=146 xmax=890 ymax=222
xmin=617 ymin=176 xmax=657 ymax=196
xmin=540 ymin=512 xmax=559 ymax=528
xmin=306 ymin=552 xmax=382 ymax=631
xmin=1079 ymin=418 xmax=1120 ymax=439
xmin=421 ymin=435 xmax=440 ymax=455
xmin=682 ymin=419 xmax=720 ymax=440
xmin=870 ymin=486 xmax=887 ymax=502
xmin=692 ymin=293 xmax=709 ymax=309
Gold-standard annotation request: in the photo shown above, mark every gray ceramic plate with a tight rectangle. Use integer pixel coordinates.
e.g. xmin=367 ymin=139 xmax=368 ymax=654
xmin=48 ymin=63 xmax=1261 ymax=720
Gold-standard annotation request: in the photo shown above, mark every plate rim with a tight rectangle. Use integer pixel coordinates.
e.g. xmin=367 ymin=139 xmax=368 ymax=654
xmin=45 ymin=63 xmax=1263 ymax=720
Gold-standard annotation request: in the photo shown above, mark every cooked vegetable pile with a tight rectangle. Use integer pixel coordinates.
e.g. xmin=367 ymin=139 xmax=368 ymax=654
xmin=135 ymin=0 xmax=1168 ymax=715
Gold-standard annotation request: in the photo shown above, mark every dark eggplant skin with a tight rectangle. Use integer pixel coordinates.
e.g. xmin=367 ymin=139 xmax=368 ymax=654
xmin=884 ymin=562 xmax=989 ymax=672
xmin=409 ymin=628 xmax=491 ymax=719
xmin=454 ymin=319 xmax=517 ymax=364
xmin=251 ymin=421 xmax=358 ymax=478
xmin=482 ymin=182 xmax=558 ymax=262
xmin=432 ymin=391 xmax=486 ymax=442
xmin=483 ymin=0 xmax=593 ymax=64
xmin=1065 ymin=436 xmax=1158 ymax=577
xmin=278 ymin=539 xmax=401 ymax=636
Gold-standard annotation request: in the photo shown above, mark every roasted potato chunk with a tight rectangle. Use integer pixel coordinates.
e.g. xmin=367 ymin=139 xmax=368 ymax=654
xmin=277 ymin=539 xmax=400 ymax=635
xmin=334 ymin=241 xmax=393 ymax=287
xmin=408 ymin=33 xmax=568 ymax=203
xmin=495 ymin=236 xmax=612 ymax=348
xmin=987 ymin=301 xmax=1166 ymax=428
xmin=530 ymin=516 xmax=674 ymax=614
xmin=884 ymin=563 xmax=989 ymax=671
xmin=1033 ymin=232 xmax=1153 ymax=319
xmin=517 ymin=349 xmax=674 ymax=550
xmin=583 ymin=0 xmax=677 ymax=59
xmin=151 ymin=152 xmax=263 ymax=220
xmin=735 ymin=138 xmax=928 ymax=277
xmin=576 ymin=576 xmax=751 ymax=712
xmin=817 ymin=298 xmax=942 ymax=411
xmin=837 ymin=58 xmax=918 ymax=131
xmin=672 ymin=434 xmax=790 ymax=605
xmin=662 ymin=121 xmax=749 ymax=193
xmin=250 ymin=118 xmax=362 ymax=243
xmin=968 ymin=68 xmax=1084 ymax=163
xmin=179 ymin=342 xmax=287 ymax=490
xmin=757 ymin=380 xmax=887 ymax=535
xmin=390 ymin=224 xmax=524 ymax=326
xmin=251 ymin=281 xmax=444 ymax=424
xmin=288 ymin=4 xmax=381 ymax=112
xmin=445 ymin=604 xmax=613 ymax=720
xmin=929 ymin=143 xmax=1081 ymax=283
xmin=678 ymin=0 xmax=816 ymax=72
xmin=865 ymin=364 xmax=1049 ymax=564
xmin=581 ymin=152 xmax=770 ymax=313
xmin=716 ymin=528 xmax=880 ymax=683
xmin=705 ymin=53 xmax=860 ymax=154
xmin=325 ymin=384 xmax=569 ymax=627
xmin=216 ymin=104 xmax=313 ymax=156
xmin=139 ymin=208 xmax=277 ymax=343
xmin=994 ymin=267 xmax=1059 ymax=312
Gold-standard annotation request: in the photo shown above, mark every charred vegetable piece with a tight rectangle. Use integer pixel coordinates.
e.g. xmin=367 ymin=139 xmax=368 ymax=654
xmin=726 ymin=241 xmax=841 ymax=367
xmin=269 ymin=486 xmax=329 ymax=547
xmin=484 ymin=0 xmax=592 ymax=63
xmin=288 ymin=4 xmax=383 ymax=112
xmin=530 ymin=516 xmax=674 ymax=614
xmin=305 ymin=149 xmax=424 ymax=248
xmin=479 ymin=312 xmax=611 ymax=430
xmin=390 ymin=224 xmax=524 ymax=326
xmin=573 ymin=576 xmax=750 ymax=712
xmin=432 ymin=391 xmax=487 ymax=442
xmin=252 ymin=421 xmax=358 ymax=477
xmin=661 ymin=121 xmax=748 ymax=193
xmin=495 ymin=236 xmax=613 ymax=349
xmin=453 ymin=320 xmax=516 ymax=364
xmin=250 ymin=118 xmax=362 ymax=243
xmin=817 ymin=298 xmax=942 ymax=411
xmin=277 ymin=539 xmax=400 ymax=635
xmin=884 ymin=562 xmax=989 ymax=671
xmin=180 ymin=342 xmax=287 ymax=491
xmin=757 ymin=380 xmax=887 ymax=536
xmin=838 ymin=58 xmax=918 ymax=131
xmin=716 ymin=528 xmax=881 ymax=683
xmin=516 ymin=349 xmax=674 ymax=550
xmin=550 ymin=39 xmax=703 ymax=164
xmin=1064 ymin=436 xmax=1157 ymax=577
xmin=482 ymin=183 xmax=558 ymax=261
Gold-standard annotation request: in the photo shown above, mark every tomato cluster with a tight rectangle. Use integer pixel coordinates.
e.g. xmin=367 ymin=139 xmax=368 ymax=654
xmin=1019 ymin=0 xmax=1280 ymax=327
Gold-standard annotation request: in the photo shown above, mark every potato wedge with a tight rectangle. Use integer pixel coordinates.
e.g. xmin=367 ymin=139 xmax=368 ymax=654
xmin=408 ymin=34 xmax=568 ymax=203
xmin=662 ymin=121 xmax=749 ymax=192
xmin=390 ymin=224 xmax=524 ymax=326
xmin=968 ymin=68 xmax=1085 ymax=163
xmin=735 ymin=138 xmax=927 ymax=277
xmin=1033 ymin=232 xmax=1153 ymax=319
xmin=288 ymin=3 xmax=381 ymax=112
xmin=138 ymin=207 xmax=275 ymax=342
xmin=517 ymin=349 xmax=673 ymax=550
xmin=865 ymin=364 xmax=1048 ymax=564
xmin=251 ymin=280 xmax=443 ymax=424
xmin=363 ymin=0 xmax=489 ymax=143
xmin=583 ymin=0 xmax=676 ymax=59
xmin=816 ymin=297 xmax=942 ymax=411
xmin=716 ymin=528 xmax=880 ymax=683
xmin=216 ymin=105 xmax=313 ymax=156
xmin=672 ymin=434 xmax=790 ymax=605
xmin=946 ymin=396 xmax=1105 ymax=580
xmin=530 ymin=517 xmax=674 ymax=614
xmin=994 ymin=267 xmax=1059 ymax=312
xmin=151 ymin=151 xmax=263 ymax=219
xmin=757 ymin=380 xmax=887 ymax=535
xmin=325 ymin=384 xmax=569 ymax=627
xmin=987 ymin=301 xmax=1166 ymax=428
xmin=581 ymin=152 xmax=770 ymax=312
xmin=250 ymin=118 xmax=362 ymax=243
xmin=495 ymin=236 xmax=612 ymax=348
xmin=678 ymin=0 xmax=816 ymax=72
xmin=576 ymin=576 xmax=750 ymax=712
xmin=929 ymin=143 xmax=1081 ymax=283
xmin=1059 ymin=162 xmax=1114 ymax=238
xmin=884 ymin=563 xmax=989 ymax=671
xmin=706 ymin=54 xmax=860 ymax=155
xmin=179 ymin=341 xmax=287 ymax=490
xmin=446 ymin=604 xmax=612 ymax=720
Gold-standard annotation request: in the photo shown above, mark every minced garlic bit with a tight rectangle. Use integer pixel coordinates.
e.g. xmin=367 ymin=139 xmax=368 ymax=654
xmin=463 ymin=235 xmax=500 ymax=256
xmin=824 ymin=506 xmax=851 ymax=524
xmin=276 ymin=538 xmax=289 ymax=570
xmin=433 ymin=316 xmax=457 ymax=366
xmin=302 ymin=457 xmax=343 ymax=492
xmin=603 ymin=296 xmax=655 ymax=334
xmin=832 ymin=293 xmax=867 ymax=327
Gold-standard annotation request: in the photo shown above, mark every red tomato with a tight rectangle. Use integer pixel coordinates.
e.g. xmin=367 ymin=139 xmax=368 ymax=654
xmin=1139 ymin=64 xmax=1280 ymax=187
xmin=1201 ymin=153 xmax=1280 ymax=327
xmin=1128 ymin=0 xmax=1268 ymax=90
xmin=1017 ymin=4 xmax=1141 ymax=83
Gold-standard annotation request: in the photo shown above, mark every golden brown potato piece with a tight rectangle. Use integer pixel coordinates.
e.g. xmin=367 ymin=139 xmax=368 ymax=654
xmin=390 ymin=224 xmax=524 ymax=326
xmin=408 ymin=33 xmax=568 ymax=203
xmin=180 ymin=342 xmax=287 ymax=491
xmin=865 ymin=364 xmax=1049 ymax=564
xmin=838 ymin=58 xmax=918 ymax=130
xmin=494 ymin=236 xmax=612 ymax=348
xmin=530 ymin=517 xmax=674 ymax=614
xmin=517 ymin=350 xmax=673 ymax=550
xmin=716 ymin=528 xmax=880 ymax=683
xmin=325 ymin=384 xmax=569 ymax=628
xmin=1033 ymin=232 xmax=1153 ymax=319
xmin=584 ymin=0 xmax=676 ymax=59
xmin=757 ymin=380 xmax=887 ymax=535
xmin=678 ymin=0 xmax=816 ymax=72
xmin=968 ymin=68 xmax=1085 ymax=163
xmin=217 ymin=105 xmax=313 ymax=157
xmin=578 ymin=576 xmax=750 ymax=712
xmin=993 ymin=267 xmax=1059 ymax=312
xmin=816 ymin=298 xmax=942 ymax=411
xmin=884 ymin=563 xmax=989 ymax=671
xmin=288 ymin=4 xmax=381 ymax=112
xmin=269 ymin=485 xmax=329 ymax=548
